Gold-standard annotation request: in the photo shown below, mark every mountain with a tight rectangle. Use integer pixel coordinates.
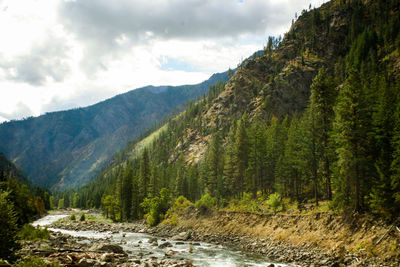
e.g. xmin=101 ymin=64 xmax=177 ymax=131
xmin=0 ymin=152 xmax=29 ymax=184
xmin=73 ymin=0 xmax=400 ymax=219
xmin=0 ymin=71 xmax=229 ymax=189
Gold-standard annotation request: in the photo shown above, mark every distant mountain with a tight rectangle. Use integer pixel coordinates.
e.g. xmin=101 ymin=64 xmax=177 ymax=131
xmin=0 ymin=152 xmax=29 ymax=184
xmin=0 ymin=71 xmax=229 ymax=189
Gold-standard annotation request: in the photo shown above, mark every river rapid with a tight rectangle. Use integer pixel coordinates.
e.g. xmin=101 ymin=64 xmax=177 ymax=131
xmin=33 ymin=213 xmax=291 ymax=267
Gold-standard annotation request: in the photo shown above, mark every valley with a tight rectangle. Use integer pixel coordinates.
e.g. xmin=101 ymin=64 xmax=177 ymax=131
xmin=1 ymin=0 xmax=400 ymax=266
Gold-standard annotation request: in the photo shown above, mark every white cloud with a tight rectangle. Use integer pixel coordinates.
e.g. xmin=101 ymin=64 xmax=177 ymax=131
xmin=0 ymin=0 xmax=327 ymax=121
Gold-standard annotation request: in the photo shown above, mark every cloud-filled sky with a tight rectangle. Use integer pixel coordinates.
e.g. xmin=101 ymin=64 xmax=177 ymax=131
xmin=0 ymin=0 xmax=328 ymax=122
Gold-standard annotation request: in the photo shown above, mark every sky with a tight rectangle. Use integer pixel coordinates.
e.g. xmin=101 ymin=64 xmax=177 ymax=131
xmin=0 ymin=0 xmax=328 ymax=123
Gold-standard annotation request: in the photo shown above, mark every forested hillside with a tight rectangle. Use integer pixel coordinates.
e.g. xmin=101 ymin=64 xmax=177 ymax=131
xmin=0 ymin=152 xmax=51 ymax=261
xmin=0 ymin=71 xmax=228 ymax=190
xmin=63 ymin=0 xmax=400 ymax=222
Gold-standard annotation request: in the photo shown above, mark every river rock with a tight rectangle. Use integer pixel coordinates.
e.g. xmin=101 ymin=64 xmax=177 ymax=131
xmin=90 ymin=243 xmax=126 ymax=254
xmin=171 ymin=231 xmax=191 ymax=241
xmin=77 ymin=258 xmax=97 ymax=267
xmin=158 ymin=242 xmax=173 ymax=248
xmin=148 ymin=237 xmax=158 ymax=245
xmin=100 ymin=253 xmax=115 ymax=262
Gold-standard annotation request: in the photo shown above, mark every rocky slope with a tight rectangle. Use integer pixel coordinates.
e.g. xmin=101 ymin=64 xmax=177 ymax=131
xmin=169 ymin=0 xmax=400 ymax=164
xmin=0 ymin=72 xmax=228 ymax=190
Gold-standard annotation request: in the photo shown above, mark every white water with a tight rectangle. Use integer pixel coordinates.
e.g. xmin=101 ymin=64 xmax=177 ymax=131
xmin=33 ymin=214 xmax=292 ymax=267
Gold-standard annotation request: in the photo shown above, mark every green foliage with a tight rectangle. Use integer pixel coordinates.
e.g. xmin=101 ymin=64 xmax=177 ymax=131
xmin=70 ymin=214 xmax=76 ymax=221
xmin=0 ymin=191 xmax=19 ymax=262
xmin=79 ymin=213 xmax=85 ymax=221
xmin=17 ymin=224 xmax=49 ymax=240
xmin=101 ymin=194 xmax=119 ymax=221
xmin=195 ymin=193 xmax=217 ymax=213
xmin=333 ymin=69 xmax=371 ymax=211
xmin=13 ymin=256 xmax=59 ymax=267
xmin=57 ymin=198 xmax=64 ymax=209
xmin=141 ymin=188 xmax=172 ymax=227
xmin=267 ymin=193 xmax=282 ymax=214
xmin=141 ymin=197 xmax=162 ymax=227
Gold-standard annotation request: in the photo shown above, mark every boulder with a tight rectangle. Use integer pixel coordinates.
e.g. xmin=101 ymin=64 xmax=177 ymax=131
xmin=77 ymin=258 xmax=97 ymax=267
xmin=171 ymin=232 xmax=191 ymax=241
xmin=158 ymin=242 xmax=173 ymax=249
xmin=90 ymin=243 xmax=125 ymax=254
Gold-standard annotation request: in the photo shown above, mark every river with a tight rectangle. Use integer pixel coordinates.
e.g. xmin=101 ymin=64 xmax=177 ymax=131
xmin=33 ymin=214 xmax=291 ymax=267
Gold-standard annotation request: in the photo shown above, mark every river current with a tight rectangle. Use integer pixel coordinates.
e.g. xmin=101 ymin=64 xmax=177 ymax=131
xmin=33 ymin=214 xmax=291 ymax=267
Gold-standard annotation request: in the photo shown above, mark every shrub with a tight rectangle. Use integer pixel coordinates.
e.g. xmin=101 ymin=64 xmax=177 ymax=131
xmin=14 ymin=256 xmax=59 ymax=267
xmin=163 ymin=196 xmax=193 ymax=225
xmin=147 ymin=197 xmax=162 ymax=227
xmin=267 ymin=193 xmax=282 ymax=214
xmin=195 ymin=193 xmax=217 ymax=213
xmin=18 ymin=224 xmax=49 ymax=240
xmin=70 ymin=214 xmax=76 ymax=221
xmin=79 ymin=213 xmax=85 ymax=221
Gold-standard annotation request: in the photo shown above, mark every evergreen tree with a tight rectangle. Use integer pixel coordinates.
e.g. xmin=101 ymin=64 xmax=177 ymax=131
xmin=138 ymin=148 xmax=151 ymax=201
xmin=333 ymin=69 xmax=371 ymax=211
xmin=281 ymin=115 xmax=303 ymax=201
xmin=369 ymin=76 xmax=398 ymax=218
xmin=390 ymin=102 xmax=400 ymax=215
xmin=310 ymin=67 xmax=337 ymax=200
xmin=234 ymin=114 xmax=249 ymax=198
xmin=0 ymin=191 xmax=19 ymax=262
xmin=223 ymin=125 xmax=237 ymax=197
xmin=246 ymin=121 xmax=267 ymax=198
xmin=121 ymin=167 xmax=133 ymax=221
xmin=204 ymin=132 xmax=225 ymax=198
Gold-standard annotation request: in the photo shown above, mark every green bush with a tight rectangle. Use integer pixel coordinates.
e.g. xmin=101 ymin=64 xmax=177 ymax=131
xmin=18 ymin=224 xmax=49 ymax=240
xmin=141 ymin=197 xmax=162 ymax=227
xmin=14 ymin=256 xmax=59 ymax=267
xmin=267 ymin=193 xmax=282 ymax=214
xmin=195 ymin=193 xmax=217 ymax=213
xmin=141 ymin=188 xmax=174 ymax=227
xmin=163 ymin=196 xmax=193 ymax=225
xmin=70 ymin=214 xmax=76 ymax=221
xmin=79 ymin=213 xmax=85 ymax=221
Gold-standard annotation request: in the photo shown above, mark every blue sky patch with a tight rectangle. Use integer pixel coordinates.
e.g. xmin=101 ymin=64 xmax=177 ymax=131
xmin=160 ymin=57 xmax=198 ymax=72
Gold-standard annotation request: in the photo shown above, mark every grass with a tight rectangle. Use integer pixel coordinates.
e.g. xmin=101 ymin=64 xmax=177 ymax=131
xmin=18 ymin=224 xmax=50 ymax=240
xmin=14 ymin=256 xmax=59 ymax=267
xmin=128 ymin=124 xmax=167 ymax=160
xmin=83 ymin=213 xmax=113 ymax=223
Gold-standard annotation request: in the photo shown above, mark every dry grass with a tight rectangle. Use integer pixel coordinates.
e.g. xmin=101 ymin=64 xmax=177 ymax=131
xmin=177 ymin=209 xmax=400 ymax=261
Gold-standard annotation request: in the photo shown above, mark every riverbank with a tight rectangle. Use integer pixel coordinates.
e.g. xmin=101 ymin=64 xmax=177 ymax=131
xmin=24 ymin=211 xmax=286 ymax=267
xmin=48 ymin=208 xmax=400 ymax=266
xmin=158 ymin=208 xmax=400 ymax=266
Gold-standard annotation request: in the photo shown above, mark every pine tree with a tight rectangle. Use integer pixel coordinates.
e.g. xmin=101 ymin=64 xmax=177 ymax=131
xmin=310 ymin=67 xmax=337 ymax=200
xmin=390 ymin=101 xmax=400 ymax=215
xmin=333 ymin=69 xmax=371 ymax=211
xmin=204 ymin=132 xmax=224 ymax=198
xmin=224 ymin=125 xmax=238 ymax=197
xmin=281 ymin=115 xmax=303 ymax=201
xmin=121 ymin=167 xmax=133 ymax=221
xmin=246 ymin=121 xmax=267 ymax=198
xmin=138 ymin=148 xmax=151 ymax=201
xmin=234 ymin=114 xmax=249 ymax=198
xmin=369 ymin=76 xmax=398 ymax=218
xmin=0 ymin=191 xmax=19 ymax=261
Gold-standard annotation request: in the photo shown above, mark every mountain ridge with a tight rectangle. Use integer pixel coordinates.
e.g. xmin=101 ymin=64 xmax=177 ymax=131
xmin=0 ymin=71 xmax=229 ymax=189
